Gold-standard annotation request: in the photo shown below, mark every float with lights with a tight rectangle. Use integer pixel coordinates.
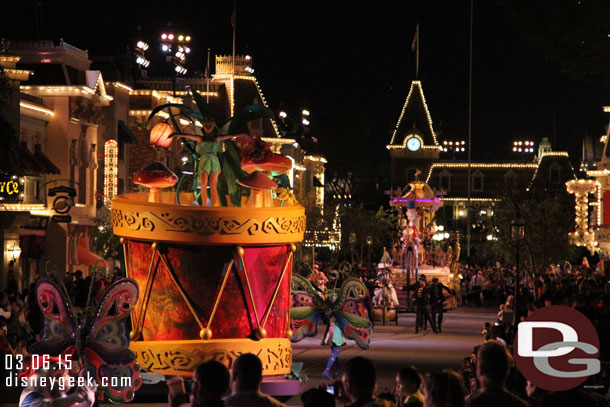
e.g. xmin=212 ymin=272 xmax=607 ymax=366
xmin=389 ymin=177 xmax=458 ymax=308
xmin=110 ymin=89 xmax=304 ymax=386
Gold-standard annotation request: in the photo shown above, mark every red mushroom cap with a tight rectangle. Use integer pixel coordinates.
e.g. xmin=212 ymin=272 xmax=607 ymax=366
xmin=237 ymin=171 xmax=278 ymax=190
xmin=134 ymin=161 xmax=178 ymax=188
xmin=241 ymin=154 xmax=292 ymax=174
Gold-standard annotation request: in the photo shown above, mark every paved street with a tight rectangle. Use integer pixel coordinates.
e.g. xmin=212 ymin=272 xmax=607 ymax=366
xmin=293 ymin=308 xmax=496 ymax=393
xmin=0 ymin=308 xmax=497 ymax=407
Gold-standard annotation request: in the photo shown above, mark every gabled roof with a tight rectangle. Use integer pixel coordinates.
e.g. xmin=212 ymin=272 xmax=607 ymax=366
xmin=528 ymin=152 xmax=576 ymax=190
xmin=424 ymin=151 xmax=576 ymax=198
xmin=388 ymin=80 xmax=438 ymax=147
xmin=213 ymin=74 xmax=280 ymax=138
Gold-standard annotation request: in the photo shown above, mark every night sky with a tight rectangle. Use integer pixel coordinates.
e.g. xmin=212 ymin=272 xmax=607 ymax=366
xmin=2 ymin=1 xmax=610 ymax=175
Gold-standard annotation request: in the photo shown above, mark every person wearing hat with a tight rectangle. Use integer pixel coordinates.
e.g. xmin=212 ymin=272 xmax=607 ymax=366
xmin=412 ymin=275 xmax=437 ymax=334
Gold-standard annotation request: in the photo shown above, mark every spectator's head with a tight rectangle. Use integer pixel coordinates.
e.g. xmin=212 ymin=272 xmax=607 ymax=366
xmin=422 ymin=370 xmax=465 ymax=407
xmin=476 ymin=340 xmax=512 ymax=389
xmin=0 ymin=318 xmax=7 ymax=335
xmin=432 ymin=277 xmax=439 ymax=285
xmin=341 ymin=356 xmax=376 ymax=402
xmin=396 ymin=366 xmax=422 ymax=397
xmin=230 ymin=353 xmax=262 ymax=392
xmin=301 ymin=388 xmax=335 ymax=407
xmin=462 ymin=356 xmax=473 ymax=370
xmin=191 ymin=360 xmax=230 ymax=403
xmin=74 ymin=270 xmax=83 ymax=280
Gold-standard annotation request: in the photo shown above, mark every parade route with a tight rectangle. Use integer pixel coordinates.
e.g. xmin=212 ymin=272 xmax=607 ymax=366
xmin=292 ymin=308 xmax=496 ymax=394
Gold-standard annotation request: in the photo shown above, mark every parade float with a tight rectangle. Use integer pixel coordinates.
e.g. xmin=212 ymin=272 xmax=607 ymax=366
xmin=110 ymin=89 xmax=305 ymax=388
xmin=389 ymin=176 xmax=459 ymax=309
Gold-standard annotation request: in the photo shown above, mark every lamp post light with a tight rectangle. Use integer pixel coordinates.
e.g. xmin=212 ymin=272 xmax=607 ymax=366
xmin=511 ymin=215 xmax=525 ymax=324
xmin=366 ymin=235 xmax=373 ymax=271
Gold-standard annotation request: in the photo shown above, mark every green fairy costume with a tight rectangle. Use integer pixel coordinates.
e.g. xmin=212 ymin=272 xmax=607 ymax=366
xmin=196 ymin=139 xmax=222 ymax=174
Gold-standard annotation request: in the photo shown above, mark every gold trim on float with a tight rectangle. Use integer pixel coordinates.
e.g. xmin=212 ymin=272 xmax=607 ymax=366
xmin=111 ymin=192 xmax=305 ymax=245
xmin=130 ymin=338 xmax=292 ymax=377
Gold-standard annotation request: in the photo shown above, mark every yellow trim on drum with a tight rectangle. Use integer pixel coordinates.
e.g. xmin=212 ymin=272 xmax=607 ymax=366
xmin=111 ymin=192 xmax=305 ymax=246
xmin=130 ymin=338 xmax=293 ymax=377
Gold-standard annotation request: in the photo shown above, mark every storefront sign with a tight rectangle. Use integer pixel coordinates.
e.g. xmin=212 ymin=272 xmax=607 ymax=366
xmin=52 ymin=215 xmax=72 ymax=223
xmin=104 ymin=140 xmax=118 ymax=208
xmin=0 ymin=176 xmax=23 ymax=203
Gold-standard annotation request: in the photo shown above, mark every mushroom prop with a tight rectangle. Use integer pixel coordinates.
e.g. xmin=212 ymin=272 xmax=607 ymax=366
xmin=134 ymin=161 xmax=179 ymax=203
xmin=241 ymin=154 xmax=292 ymax=175
xmin=237 ymin=171 xmax=278 ymax=208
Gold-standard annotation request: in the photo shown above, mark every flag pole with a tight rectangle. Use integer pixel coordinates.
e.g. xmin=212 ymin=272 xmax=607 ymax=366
xmin=466 ymin=0 xmax=473 ymax=259
xmin=415 ymin=23 xmax=420 ymax=80
xmin=232 ymin=0 xmax=236 ymax=75
xmin=206 ymin=48 xmax=211 ymax=103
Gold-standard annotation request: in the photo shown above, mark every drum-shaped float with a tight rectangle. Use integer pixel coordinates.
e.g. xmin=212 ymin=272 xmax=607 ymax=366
xmin=111 ymin=192 xmax=305 ymax=377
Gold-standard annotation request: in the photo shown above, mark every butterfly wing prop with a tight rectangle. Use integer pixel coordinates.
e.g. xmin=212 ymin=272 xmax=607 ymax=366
xmin=86 ymin=278 xmax=142 ymax=403
xmin=333 ymin=278 xmax=372 ymax=350
xmin=29 ymin=278 xmax=75 ymax=356
xmin=290 ymin=274 xmax=324 ymax=342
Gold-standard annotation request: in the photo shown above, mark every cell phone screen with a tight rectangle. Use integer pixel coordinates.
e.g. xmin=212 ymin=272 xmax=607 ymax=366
xmin=326 ymin=385 xmax=335 ymax=395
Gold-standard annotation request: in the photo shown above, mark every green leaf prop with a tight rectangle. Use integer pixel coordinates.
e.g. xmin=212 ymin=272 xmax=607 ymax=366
xmin=190 ymin=87 xmax=218 ymax=123
xmin=226 ymin=104 xmax=275 ymax=135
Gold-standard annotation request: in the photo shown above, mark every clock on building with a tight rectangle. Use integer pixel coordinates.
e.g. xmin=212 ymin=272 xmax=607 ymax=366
xmin=406 ymin=136 xmax=421 ymax=152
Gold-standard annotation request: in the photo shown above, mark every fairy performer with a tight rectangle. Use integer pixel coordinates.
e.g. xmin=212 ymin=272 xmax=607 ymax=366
xmin=189 ymin=117 xmax=234 ymax=207
xmin=290 ymin=274 xmax=372 ymax=380
xmin=321 ymin=315 xmax=345 ymax=380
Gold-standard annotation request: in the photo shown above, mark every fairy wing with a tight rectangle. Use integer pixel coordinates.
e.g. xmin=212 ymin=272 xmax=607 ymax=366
xmin=290 ymin=274 xmax=325 ymax=342
xmin=332 ymin=278 xmax=373 ymax=350
xmin=85 ymin=278 xmax=142 ymax=403
xmin=87 ymin=278 xmax=139 ymax=348
xmin=29 ymin=278 xmax=75 ymax=355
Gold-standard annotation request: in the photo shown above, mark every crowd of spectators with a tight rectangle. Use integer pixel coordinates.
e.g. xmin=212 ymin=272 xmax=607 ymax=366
xmin=164 ymin=338 xmax=608 ymax=407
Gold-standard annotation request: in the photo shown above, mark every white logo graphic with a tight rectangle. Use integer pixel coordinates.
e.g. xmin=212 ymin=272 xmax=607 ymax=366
xmin=517 ymin=321 xmax=600 ymax=378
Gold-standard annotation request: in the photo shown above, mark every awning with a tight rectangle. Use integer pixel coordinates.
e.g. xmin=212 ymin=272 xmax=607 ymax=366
xmin=19 ymin=141 xmax=60 ymax=175
xmin=118 ymin=120 xmax=138 ymax=144
xmin=77 ymin=237 xmax=106 ymax=267
xmin=34 ymin=144 xmax=60 ymax=174
xmin=19 ymin=141 xmax=45 ymax=175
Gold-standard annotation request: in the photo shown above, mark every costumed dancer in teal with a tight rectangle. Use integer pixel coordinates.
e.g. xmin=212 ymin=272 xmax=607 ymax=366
xmin=184 ymin=118 xmax=233 ymax=206
xmin=322 ymin=315 xmax=345 ymax=380
xmin=289 ymin=274 xmax=372 ymax=382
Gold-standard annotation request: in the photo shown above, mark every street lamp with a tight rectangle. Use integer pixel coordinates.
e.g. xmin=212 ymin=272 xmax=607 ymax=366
xmin=511 ymin=215 xmax=525 ymax=323
xmin=366 ymin=235 xmax=373 ymax=271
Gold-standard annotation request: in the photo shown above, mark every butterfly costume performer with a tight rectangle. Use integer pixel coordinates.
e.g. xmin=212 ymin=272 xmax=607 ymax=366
xmin=22 ymin=277 xmax=142 ymax=404
xmin=290 ymin=274 xmax=372 ymax=380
